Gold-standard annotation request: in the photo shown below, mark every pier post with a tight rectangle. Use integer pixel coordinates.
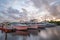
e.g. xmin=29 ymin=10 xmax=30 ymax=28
xmin=5 ymin=33 xmax=7 ymax=40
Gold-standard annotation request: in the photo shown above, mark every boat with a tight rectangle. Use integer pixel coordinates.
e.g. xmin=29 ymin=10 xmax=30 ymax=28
xmin=37 ymin=22 xmax=56 ymax=29
xmin=27 ymin=24 xmax=38 ymax=30
xmin=0 ymin=23 xmax=28 ymax=33
xmin=10 ymin=23 xmax=28 ymax=31
xmin=0 ymin=27 xmax=16 ymax=33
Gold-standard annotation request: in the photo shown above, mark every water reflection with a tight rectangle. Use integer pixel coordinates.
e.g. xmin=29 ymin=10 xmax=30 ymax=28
xmin=0 ymin=26 xmax=60 ymax=40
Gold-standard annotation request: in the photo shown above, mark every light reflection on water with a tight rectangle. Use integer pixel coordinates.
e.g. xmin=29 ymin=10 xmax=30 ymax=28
xmin=0 ymin=26 xmax=60 ymax=40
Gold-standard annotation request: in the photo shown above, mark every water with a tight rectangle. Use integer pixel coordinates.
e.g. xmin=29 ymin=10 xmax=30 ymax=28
xmin=0 ymin=26 xmax=60 ymax=40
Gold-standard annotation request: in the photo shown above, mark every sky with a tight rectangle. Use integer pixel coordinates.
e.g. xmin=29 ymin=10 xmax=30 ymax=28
xmin=0 ymin=0 xmax=60 ymax=22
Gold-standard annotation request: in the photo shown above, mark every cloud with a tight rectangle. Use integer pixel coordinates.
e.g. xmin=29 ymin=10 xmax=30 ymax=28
xmin=0 ymin=0 xmax=31 ymax=22
xmin=30 ymin=0 xmax=49 ymax=8
xmin=0 ymin=7 xmax=29 ymax=22
xmin=0 ymin=0 xmax=12 ymax=11
xmin=31 ymin=0 xmax=60 ymax=20
xmin=0 ymin=0 xmax=60 ymax=22
xmin=49 ymin=5 xmax=60 ymax=19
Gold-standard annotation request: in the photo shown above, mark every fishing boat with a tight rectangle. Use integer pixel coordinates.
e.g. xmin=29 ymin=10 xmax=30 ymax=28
xmin=12 ymin=24 xmax=28 ymax=31
xmin=0 ymin=23 xmax=28 ymax=33
xmin=0 ymin=27 xmax=16 ymax=33
xmin=37 ymin=22 xmax=56 ymax=29
xmin=27 ymin=24 xmax=38 ymax=30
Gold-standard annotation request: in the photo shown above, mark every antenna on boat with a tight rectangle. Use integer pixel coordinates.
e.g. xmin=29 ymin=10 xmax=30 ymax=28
xmin=44 ymin=14 xmax=46 ymax=23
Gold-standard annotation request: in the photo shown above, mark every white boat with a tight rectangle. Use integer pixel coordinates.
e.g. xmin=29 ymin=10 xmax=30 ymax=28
xmin=38 ymin=22 xmax=56 ymax=29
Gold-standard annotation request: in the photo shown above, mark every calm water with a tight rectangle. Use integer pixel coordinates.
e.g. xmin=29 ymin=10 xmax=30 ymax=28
xmin=0 ymin=26 xmax=60 ymax=40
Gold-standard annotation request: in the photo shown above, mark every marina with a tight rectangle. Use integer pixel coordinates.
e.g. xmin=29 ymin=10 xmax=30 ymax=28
xmin=0 ymin=26 xmax=60 ymax=40
xmin=0 ymin=0 xmax=60 ymax=40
